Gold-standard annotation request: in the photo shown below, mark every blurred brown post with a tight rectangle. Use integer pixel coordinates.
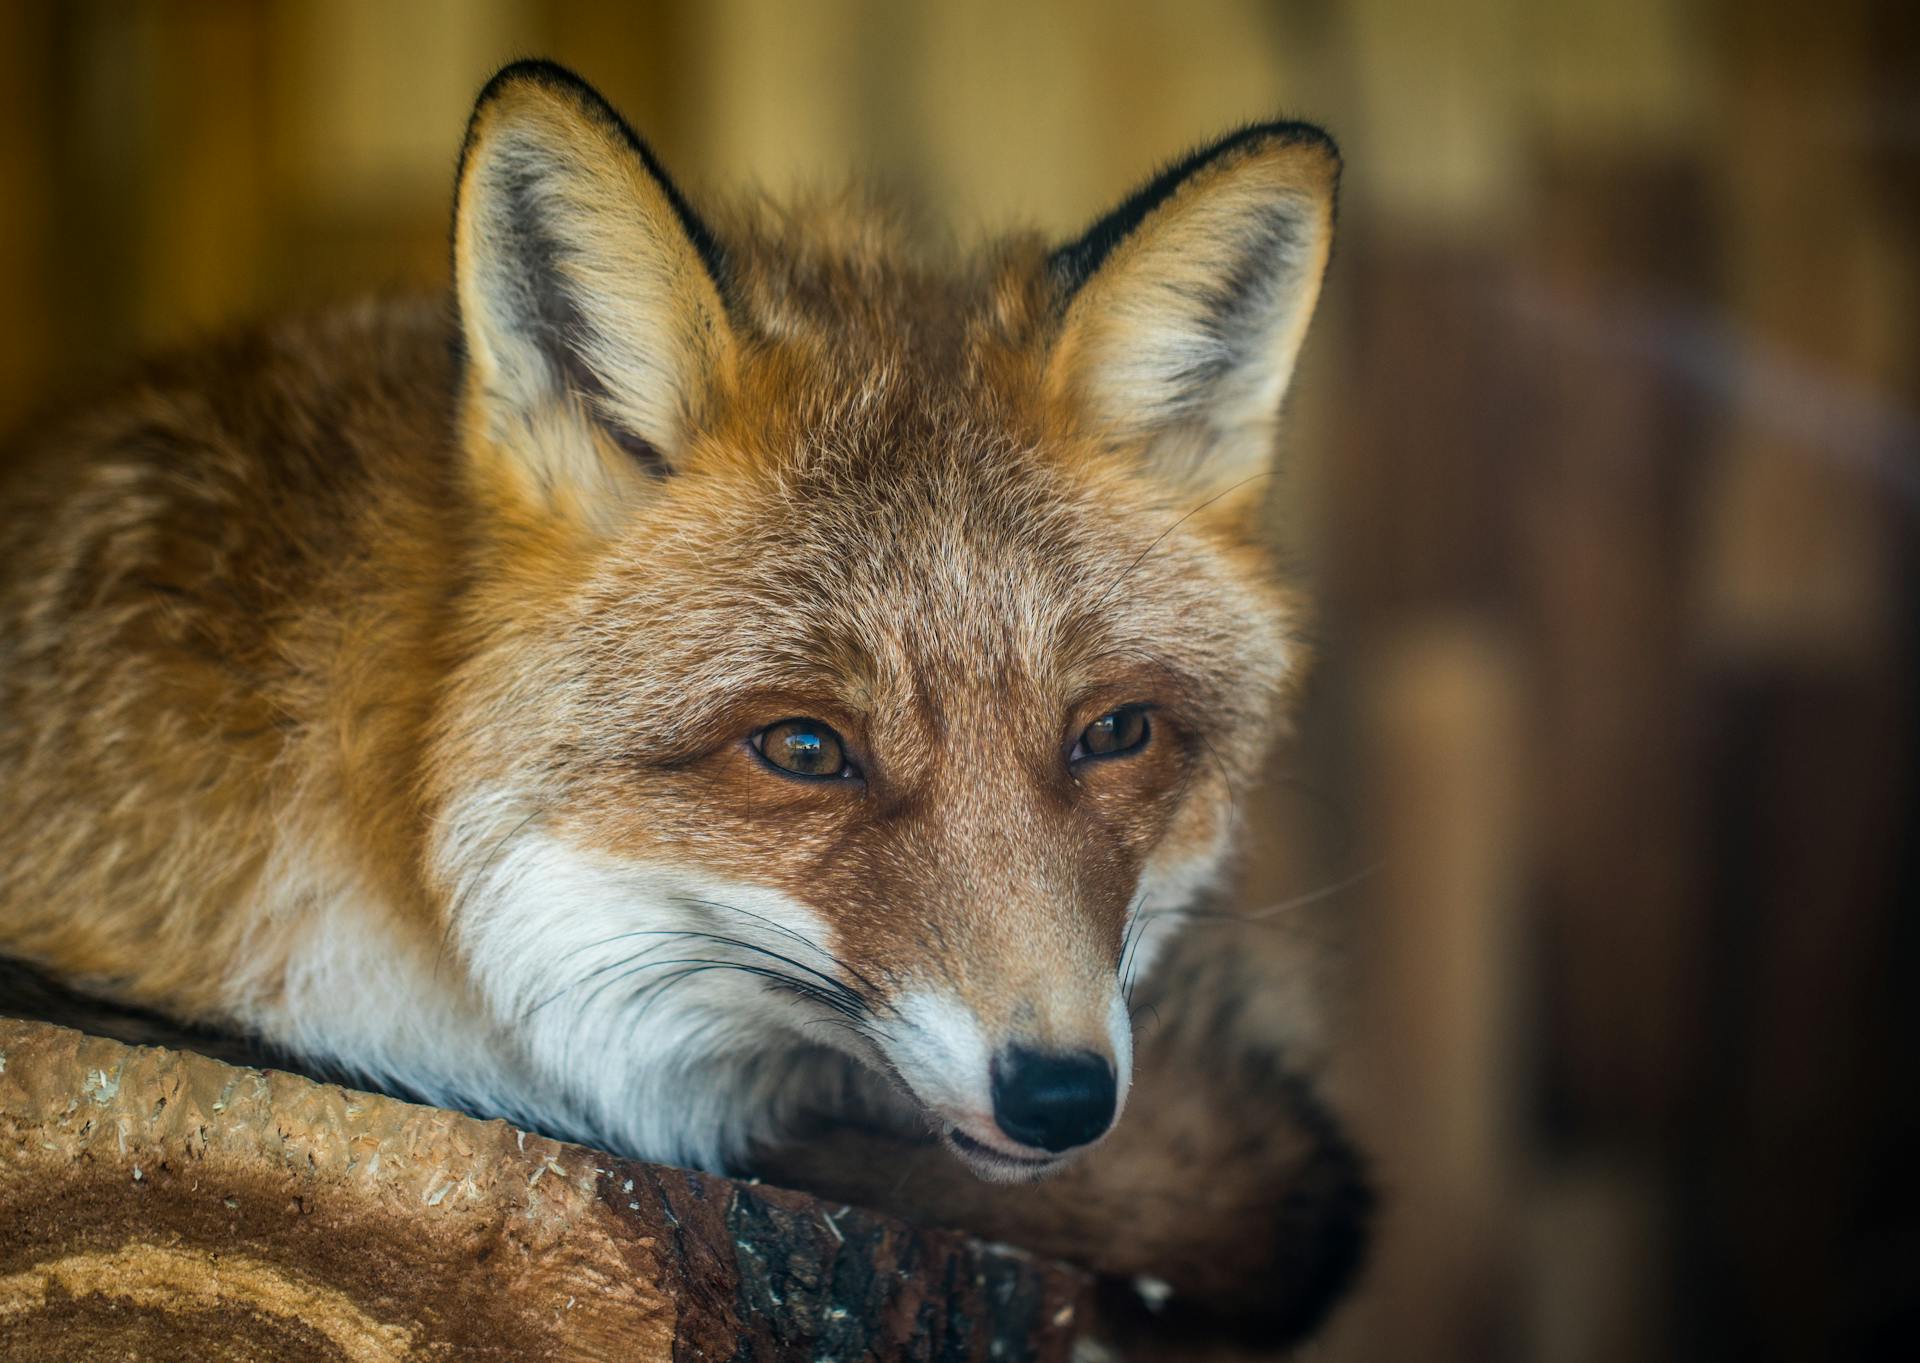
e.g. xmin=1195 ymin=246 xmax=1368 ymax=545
xmin=1672 ymin=5 xmax=1917 ymax=1358
xmin=1336 ymin=622 xmax=1525 ymax=1362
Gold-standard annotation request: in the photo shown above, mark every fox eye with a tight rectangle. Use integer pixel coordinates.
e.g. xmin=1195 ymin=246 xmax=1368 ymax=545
xmin=1072 ymin=706 xmax=1152 ymax=762
xmin=752 ymin=718 xmax=854 ymax=780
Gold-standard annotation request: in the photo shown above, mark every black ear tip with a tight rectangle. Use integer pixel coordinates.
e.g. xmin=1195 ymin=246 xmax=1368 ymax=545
xmin=452 ymin=55 xmax=729 ymax=319
xmin=466 ymin=59 xmax=639 ymax=150
xmin=1052 ymin=117 xmax=1343 ymax=299
xmin=1238 ymin=119 xmax=1341 ymax=170
xmin=471 ymin=58 xmax=605 ymax=115
xmin=458 ymin=60 xmax=615 ymax=181
xmin=456 ymin=61 xmax=595 ymax=249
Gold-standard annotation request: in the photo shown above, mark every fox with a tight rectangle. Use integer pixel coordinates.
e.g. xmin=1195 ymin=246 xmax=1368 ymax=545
xmin=0 ymin=60 xmax=1366 ymax=1343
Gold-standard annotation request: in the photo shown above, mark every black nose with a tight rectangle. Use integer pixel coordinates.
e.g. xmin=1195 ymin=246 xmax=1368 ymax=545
xmin=990 ymin=1047 xmax=1117 ymax=1153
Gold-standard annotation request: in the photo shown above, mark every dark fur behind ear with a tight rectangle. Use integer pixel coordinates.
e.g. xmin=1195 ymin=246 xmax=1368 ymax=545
xmin=1051 ymin=121 xmax=1340 ymax=305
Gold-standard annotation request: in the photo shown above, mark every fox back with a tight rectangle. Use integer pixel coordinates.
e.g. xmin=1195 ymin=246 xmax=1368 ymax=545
xmin=0 ymin=61 xmax=1337 ymax=1182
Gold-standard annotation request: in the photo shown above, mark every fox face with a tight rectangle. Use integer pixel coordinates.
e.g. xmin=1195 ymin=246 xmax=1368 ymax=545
xmin=422 ymin=63 xmax=1336 ymax=1178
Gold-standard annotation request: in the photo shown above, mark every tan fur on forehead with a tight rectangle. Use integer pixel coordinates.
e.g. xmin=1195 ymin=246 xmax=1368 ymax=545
xmin=715 ymin=187 xmax=993 ymax=333
xmin=569 ymin=386 xmax=1291 ymax=746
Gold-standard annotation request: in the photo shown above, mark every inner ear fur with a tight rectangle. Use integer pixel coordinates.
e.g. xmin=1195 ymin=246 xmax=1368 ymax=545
xmin=1046 ymin=123 xmax=1340 ymax=503
xmin=453 ymin=60 xmax=736 ymax=513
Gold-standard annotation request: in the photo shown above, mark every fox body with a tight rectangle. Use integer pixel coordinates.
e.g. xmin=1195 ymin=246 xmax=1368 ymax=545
xmin=0 ymin=60 xmax=1336 ymax=1207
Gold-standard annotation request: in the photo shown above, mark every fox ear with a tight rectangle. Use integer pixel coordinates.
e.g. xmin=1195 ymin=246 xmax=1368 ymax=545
xmin=454 ymin=61 xmax=734 ymax=511
xmin=1046 ymin=124 xmax=1339 ymax=505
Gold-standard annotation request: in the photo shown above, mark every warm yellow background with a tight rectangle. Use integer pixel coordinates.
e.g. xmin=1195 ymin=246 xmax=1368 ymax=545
xmin=2 ymin=4 xmax=1913 ymax=1360
xmin=3 ymin=0 xmax=1825 ymax=407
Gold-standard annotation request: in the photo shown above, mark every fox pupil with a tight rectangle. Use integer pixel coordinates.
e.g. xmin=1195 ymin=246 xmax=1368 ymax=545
xmin=1080 ymin=708 xmax=1150 ymax=759
xmin=759 ymin=719 xmax=846 ymax=778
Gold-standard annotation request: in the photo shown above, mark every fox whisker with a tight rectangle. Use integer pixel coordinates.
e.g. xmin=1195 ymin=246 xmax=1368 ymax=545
xmin=435 ymin=809 xmax=541 ymax=980
xmin=609 ymin=959 xmax=870 ymax=1029
xmin=1091 ymin=469 xmax=1279 ymax=614
xmin=526 ymin=927 xmax=875 ymax=1031
xmin=1131 ymin=864 xmax=1380 ymax=937
xmin=679 ymin=896 xmax=889 ymax=1005
xmin=1118 ymin=892 xmax=1154 ymax=1008
xmin=1195 ymin=730 xmax=1242 ymax=832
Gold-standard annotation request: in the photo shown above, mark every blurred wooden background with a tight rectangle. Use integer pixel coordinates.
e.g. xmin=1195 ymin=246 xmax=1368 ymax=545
xmin=1 ymin=2 xmax=1914 ymax=1360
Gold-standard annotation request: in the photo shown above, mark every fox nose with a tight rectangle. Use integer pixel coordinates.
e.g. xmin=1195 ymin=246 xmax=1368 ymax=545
xmin=990 ymin=1047 xmax=1117 ymax=1153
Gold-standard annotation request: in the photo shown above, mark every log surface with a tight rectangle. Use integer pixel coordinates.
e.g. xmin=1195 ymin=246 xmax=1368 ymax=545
xmin=0 ymin=1018 xmax=1090 ymax=1361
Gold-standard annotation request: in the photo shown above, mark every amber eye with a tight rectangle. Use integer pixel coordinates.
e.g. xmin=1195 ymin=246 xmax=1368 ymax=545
xmin=1072 ymin=706 xmax=1152 ymax=762
xmin=752 ymin=718 xmax=853 ymax=780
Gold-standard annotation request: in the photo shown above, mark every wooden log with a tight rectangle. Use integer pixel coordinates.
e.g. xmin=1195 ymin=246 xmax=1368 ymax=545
xmin=0 ymin=1017 xmax=1090 ymax=1362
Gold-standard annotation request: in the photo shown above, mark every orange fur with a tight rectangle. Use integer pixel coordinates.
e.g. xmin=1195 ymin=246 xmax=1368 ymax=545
xmin=0 ymin=58 xmax=1359 ymax=1341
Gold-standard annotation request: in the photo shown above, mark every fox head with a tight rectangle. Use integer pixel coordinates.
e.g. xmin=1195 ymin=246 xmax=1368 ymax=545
xmin=428 ymin=61 xmax=1337 ymax=1179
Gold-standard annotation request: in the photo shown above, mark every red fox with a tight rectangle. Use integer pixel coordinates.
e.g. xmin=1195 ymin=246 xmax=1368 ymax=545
xmin=1 ymin=60 xmax=1362 ymax=1339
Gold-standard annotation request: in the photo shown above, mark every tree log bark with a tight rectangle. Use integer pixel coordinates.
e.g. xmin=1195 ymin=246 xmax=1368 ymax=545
xmin=0 ymin=1017 xmax=1089 ymax=1361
